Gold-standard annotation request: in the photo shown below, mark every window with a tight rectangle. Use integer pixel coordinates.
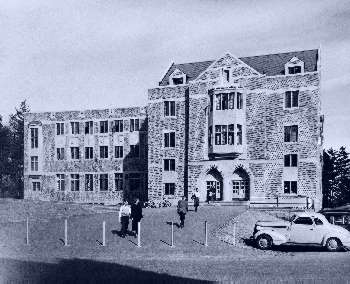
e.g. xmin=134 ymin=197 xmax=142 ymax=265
xmin=294 ymin=217 xmax=313 ymax=225
xmin=216 ymin=94 xmax=229 ymax=110
xmin=85 ymin=121 xmax=93 ymax=134
xmin=57 ymin=148 xmax=64 ymax=160
xmin=114 ymin=173 xmax=123 ymax=191
xmin=285 ymin=91 xmax=299 ymax=108
xmin=172 ymin=77 xmax=183 ymax=85
xmin=70 ymin=174 xmax=80 ymax=191
xmin=164 ymin=183 xmax=175 ymax=195
xmin=284 ymin=181 xmax=297 ymax=194
xmin=236 ymin=92 xmax=243 ymax=109
xmin=314 ymin=218 xmax=323 ymax=225
xmin=229 ymin=93 xmax=234 ymax=109
xmin=288 ymin=66 xmax=301 ymax=75
xmin=112 ymin=120 xmax=123 ymax=132
xmin=30 ymin=128 xmax=38 ymax=148
xmin=284 ymin=125 xmax=298 ymax=142
xmin=129 ymin=145 xmax=139 ymax=158
xmin=70 ymin=122 xmax=80 ymax=134
xmin=71 ymin=147 xmax=80 ymax=159
xmin=128 ymin=173 xmax=141 ymax=191
xmin=56 ymin=123 xmax=64 ymax=135
xmin=32 ymin=181 xmax=41 ymax=191
xmin=215 ymin=125 xmax=227 ymax=145
xmin=114 ymin=146 xmax=123 ymax=158
xmin=284 ymin=154 xmax=298 ymax=167
xmin=30 ymin=156 xmax=38 ymax=171
xmin=100 ymin=146 xmax=108 ymax=159
xmin=57 ymin=174 xmax=65 ymax=191
xmin=223 ymin=69 xmax=230 ymax=83
xmin=85 ymin=147 xmax=93 ymax=159
xmin=228 ymin=124 xmax=234 ymax=145
xmin=237 ymin=124 xmax=242 ymax=145
xmin=164 ymin=132 xmax=175 ymax=147
xmin=130 ymin=119 xmax=139 ymax=132
xmin=209 ymin=94 xmax=213 ymax=112
xmin=100 ymin=121 xmax=108 ymax=133
xmin=85 ymin=174 xmax=93 ymax=191
xmin=164 ymin=159 xmax=175 ymax=171
xmin=208 ymin=126 xmax=213 ymax=147
xmin=164 ymin=101 xmax=176 ymax=117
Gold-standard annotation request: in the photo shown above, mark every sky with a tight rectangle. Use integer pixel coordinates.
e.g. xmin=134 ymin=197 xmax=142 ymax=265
xmin=0 ymin=0 xmax=349 ymax=149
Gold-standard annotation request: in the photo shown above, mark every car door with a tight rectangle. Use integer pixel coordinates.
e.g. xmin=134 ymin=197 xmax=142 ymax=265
xmin=309 ymin=217 xmax=327 ymax=244
xmin=289 ymin=217 xmax=316 ymax=244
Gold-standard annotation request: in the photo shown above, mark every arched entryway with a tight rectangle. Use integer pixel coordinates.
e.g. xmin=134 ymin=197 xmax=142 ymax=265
xmin=206 ymin=167 xmax=223 ymax=202
xmin=231 ymin=167 xmax=250 ymax=200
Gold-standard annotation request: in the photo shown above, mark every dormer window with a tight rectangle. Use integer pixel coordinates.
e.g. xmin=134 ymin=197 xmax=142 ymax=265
xmin=285 ymin=57 xmax=304 ymax=75
xmin=172 ymin=77 xmax=183 ymax=85
xmin=169 ymin=69 xmax=186 ymax=85
xmin=288 ymin=66 xmax=301 ymax=74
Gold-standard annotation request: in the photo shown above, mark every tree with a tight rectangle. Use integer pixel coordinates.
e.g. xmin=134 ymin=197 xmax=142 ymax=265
xmin=0 ymin=115 xmax=12 ymax=197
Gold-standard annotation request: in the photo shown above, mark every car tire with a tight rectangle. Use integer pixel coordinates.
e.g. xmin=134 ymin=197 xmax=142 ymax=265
xmin=256 ymin=234 xmax=273 ymax=250
xmin=326 ymin=237 xmax=341 ymax=252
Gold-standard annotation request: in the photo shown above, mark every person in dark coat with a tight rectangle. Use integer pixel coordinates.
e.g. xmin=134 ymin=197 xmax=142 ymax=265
xmin=191 ymin=188 xmax=200 ymax=212
xmin=177 ymin=196 xmax=188 ymax=228
xmin=131 ymin=198 xmax=143 ymax=238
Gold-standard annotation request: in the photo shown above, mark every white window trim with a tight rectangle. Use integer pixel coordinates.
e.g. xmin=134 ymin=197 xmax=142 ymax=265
xmin=169 ymin=69 xmax=186 ymax=86
xmin=284 ymin=153 xmax=298 ymax=167
xmin=84 ymin=120 xmax=94 ymax=135
xmin=284 ymin=124 xmax=299 ymax=144
xmin=163 ymin=100 xmax=177 ymax=118
xmin=282 ymin=180 xmax=298 ymax=195
xmin=56 ymin=147 xmax=65 ymax=161
xmin=163 ymin=158 xmax=176 ymax=172
xmin=99 ymin=145 xmax=109 ymax=159
xmin=70 ymin=173 xmax=80 ymax=192
xmin=163 ymin=130 xmax=176 ymax=148
xmin=285 ymin=57 xmax=305 ymax=75
xmin=283 ymin=89 xmax=300 ymax=110
xmin=163 ymin=182 xmax=176 ymax=195
xmin=84 ymin=146 xmax=94 ymax=160
xmin=114 ymin=145 xmax=124 ymax=159
xmin=70 ymin=121 xmax=80 ymax=135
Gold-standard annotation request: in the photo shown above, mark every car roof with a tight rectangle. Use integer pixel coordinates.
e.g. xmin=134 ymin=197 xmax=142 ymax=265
xmin=294 ymin=212 xmax=326 ymax=219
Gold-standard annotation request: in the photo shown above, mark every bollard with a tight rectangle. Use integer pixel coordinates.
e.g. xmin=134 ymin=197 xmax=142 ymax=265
xmin=102 ymin=221 xmax=106 ymax=246
xmin=137 ymin=222 xmax=141 ymax=247
xmin=64 ymin=219 xmax=68 ymax=246
xmin=233 ymin=223 xmax=236 ymax=246
xmin=26 ymin=217 xmax=29 ymax=245
xmin=204 ymin=221 xmax=208 ymax=247
xmin=171 ymin=222 xmax=174 ymax=247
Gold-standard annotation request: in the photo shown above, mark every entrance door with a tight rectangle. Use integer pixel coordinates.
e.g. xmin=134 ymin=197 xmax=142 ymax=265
xmin=206 ymin=181 xmax=222 ymax=201
xmin=232 ymin=180 xmax=249 ymax=199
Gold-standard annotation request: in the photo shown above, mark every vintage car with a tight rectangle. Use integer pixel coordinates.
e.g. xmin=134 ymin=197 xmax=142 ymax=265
xmin=253 ymin=212 xmax=350 ymax=251
xmin=320 ymin=205 xmax=350 ymax=231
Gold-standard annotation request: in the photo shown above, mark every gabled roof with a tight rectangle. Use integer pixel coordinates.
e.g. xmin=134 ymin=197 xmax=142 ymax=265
xmin=158 ymin=49 xmax=318 ymax=86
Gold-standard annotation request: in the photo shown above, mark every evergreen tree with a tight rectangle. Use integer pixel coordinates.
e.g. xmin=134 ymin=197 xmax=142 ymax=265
xmin=334 ymin=146 xmax=350 ymax=205
xmin=0 ymin=116 xmax=12 ymax=197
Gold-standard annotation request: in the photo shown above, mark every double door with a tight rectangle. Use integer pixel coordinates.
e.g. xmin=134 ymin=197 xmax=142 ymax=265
xmin=232 ymin=179 xmax=248 ymax=199
xmin=206 ymin=181 xmax=222 ymax=201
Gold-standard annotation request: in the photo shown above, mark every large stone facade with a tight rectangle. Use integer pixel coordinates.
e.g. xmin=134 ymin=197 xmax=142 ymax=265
xmin=24 ymin=49 xmax=323 ymax=210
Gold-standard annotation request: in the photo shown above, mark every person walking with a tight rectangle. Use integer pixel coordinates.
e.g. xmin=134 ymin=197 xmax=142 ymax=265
xmin=177 ymin=196 xmax=188 ymax=228
xmin=119 ymin=200 xmax=131 ymax=238
xmin=191 ymin=188 xmax=200 ymax=212
xmin=131 ymin=198 xmax=143 ymax=238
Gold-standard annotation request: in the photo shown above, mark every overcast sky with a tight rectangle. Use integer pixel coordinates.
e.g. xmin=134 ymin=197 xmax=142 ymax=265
xmin=0 ymin=0 xmax=349 ymax=149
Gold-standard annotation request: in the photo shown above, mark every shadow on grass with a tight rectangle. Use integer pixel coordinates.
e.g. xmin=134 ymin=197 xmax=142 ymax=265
xmin=160 ymin=239 xmax=173 ymax=247
xmin=111 ymin=230 xmax=134 ymax=238
xmin=192 ymin=240 xmax=205 ymax=246
xmin=166 ymin=221 xmax=180 ymax=228
xmin=2 ymin=257 xmax=210 ymax=283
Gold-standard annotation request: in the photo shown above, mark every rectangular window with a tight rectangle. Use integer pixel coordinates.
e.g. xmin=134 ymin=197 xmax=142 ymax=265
xmin=100 ymin=146 xmax=108 ymax=159
xmin=237 ymin=124 xmax=242 ymax=145
xmin=114 ymin=146 xmax=123 ymax=158
xmin=284 ymin=154 xmax=298 ymax=167
xmin=57 ymin=174 xmax=65 ymax=191
xmin=100 ymin=121 xmax=108 ymax=133
xmin=284 ymin=181 xmax=297 ymax=194
xmin=70 ymin=122 xmax=80 ymax=134
xmin=215 ymin=125 xmax=227 ymax=145
xmin=57 ymin=148 xmax=64 ymax=160
xmin=85 ymin=147 xmax=93 ymax=159
xmin=30 ymin=128 xmax=38 ymax=148
xmin=112 ymin=120 xmax=123 ymax=132
xmin=164 ymin=183 xmax=175 ymax=195
xmin=172 ymin=77 xmax=183 ymax=85
xmin=221 ymin=94 xmax=229 ymax=110
xmin=130 ymin=119 xmax=140 ymax=132
xmin=164 ymin=159 xmax=175 ymax=171
xmin=130 ymin=145 xmax=139 ymax=158
xmin=215 ymin=94 xmax=221 ymax=110
xmin=85 ymin=121 xmax=93 ymax=134
xmin=71 ymin=147 xmax=80 ymax=159
xmin=30 ymin=156 xmax=38 ymax=171
xmin=288 ymin=66 xmax=301 ymax=74
xmin=284 ymin=125 xmax=298 ymax=142
xmin=228 ymin=93 xmax=234 ymax=109
xmin=164 ymin=132 xmax=175 ymax=147
xmin=56 ymin=123 xmax=64 ymax=135
xmin=208 ymin=126 xmax=213 ymax=147
xmin=85 ymin=174 xmax=93 ymax=191
xmin=285 ymin=91 xmax=299 ymax=108
xmin=164 ymin=101 xmax=176 ymax=117
xmin=70 ymin=174 xmax=80 ymax=191
xmin=210 ymin=95 xmax=213 ymax=112
xmin=223 ymin=69 xmax=230 ymax=83
xmin=228 ymin=124 xmax=234 ymax=145
xmin=114 ymin=173 xmax=123 ymax=191
xmin=32 ymin=182 xmax=41 ymax=191
xmin=236 ymin=92 xmax=243 ymax=109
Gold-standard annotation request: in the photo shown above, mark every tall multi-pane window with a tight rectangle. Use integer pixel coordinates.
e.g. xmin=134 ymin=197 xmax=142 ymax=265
xmin=164 ymin=159 xmax=175 ymax=171
xmin=114 ymin=146 xmax=123 ymax=158
xmin=285 ymin=91 xmax=299 ymax=108
xmin=228 ymin=93 xmax=234 ymax=109
xmin=85 ymin=121 xmax=93 ymax=134
xmin=100 ymin=121 xmax=108 ymax=133
xmin=99 ymin=174 xmax=108 ymax=191
xmin=164 ymin=132 xmax=175 ymax=147
xmin=57 ymin=148 xmax=64 ymax=160
xmin=70 ymin=147 xmax=80 ymax=159
xmin=100 ymin=146 xmax=108 ymax=159
xmin=85 ymin=174 xmax=93 ymax=191
xmin=114 ymin=173 xmax=123 ymax=191
xmin=129 ymin=145 xmax=139 ymax=158
xmin=30 ymin=156 xmax=38 ymax=171
xmin=85 ymin=147 xmax=93 ymax=159
xmin=236 ymin=92 xmax=243 ymax=109
xmin=164 ymin=101 xmax=176 ymax=117
xmin=164 ymin=183 xmax=175 ymax=195
xmin=71 ymin=122 xmax=80 ymax=134
xmin=228 ymin=124 xmax=234 ymax=145
xmin=57 ymin=174 xmax=65 ymax=191
xmin=215 ymin=93 xmax=236 ymax=110
xmin=32 ymin=182 xmax=41 ymax=191
xmin=209 ymin=95 xmax=213 ymax=111
xmin=284 ymin=154 xmax=298 ymax=167
xmin=130 ymin=119 xmax=140 ymax=132
xmin=284 ymin=125 xmax=298 ymax=142
xmin=284 ymin=181 xmax=297 ymax=194
xmin=237 ymin=124 xmax=242 ymax=145
xmin=112 ymin=120 xmax=123 ymax=132
xmin=56 ymin=123 xmax=64 ymax=135
xmin=215 ymin=125 xmax=227 ymax=145
xmin=30 ymin=128 xmax=38 ymax=148
xmin=70 ymin=174 xmax=80 ymax=191
xmin=208 ymin=126 xmax=213 ymax=147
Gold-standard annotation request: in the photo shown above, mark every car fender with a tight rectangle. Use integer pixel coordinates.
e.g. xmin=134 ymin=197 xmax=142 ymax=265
xmin=321 ymin=233 xmax=347 ymax=246
xmin=254 ymin=230 xmax=288 ymax=245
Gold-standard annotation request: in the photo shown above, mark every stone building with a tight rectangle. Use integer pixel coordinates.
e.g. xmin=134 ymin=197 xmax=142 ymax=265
xmin=24 ymin=48 xmax=323 ymax=210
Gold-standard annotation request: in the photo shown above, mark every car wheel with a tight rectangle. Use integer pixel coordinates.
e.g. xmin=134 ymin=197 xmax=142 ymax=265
xmin=326 ymin=237 xmax=341 ymax=252
xmin=256 ymin=234 xmax=273 ymax=250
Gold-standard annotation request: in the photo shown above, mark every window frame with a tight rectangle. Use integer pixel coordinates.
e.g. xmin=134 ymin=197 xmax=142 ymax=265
xmin=56 ymin=123 xmax=64 ymax=135
xmin=114 ymin=173 xmax=123 ymax=191
xmin=283 ymin=180 xmax=298 ymax=194
xmin=70 ymin=147 xmax=80 ymax=160
xmin=164 ymin=101 xmax=176 ymax=117
xmin=70 ymin=121 xmax=80 ymax=135
xmin=164 ymin=131 xmax=176 ymax=148
xmin=164 ymin=158 xmax=176 ymax=171
xmin=284 ymin=90 xmax=299 ymax=109
xmin=130 ymin=119 xmax=140 ymax=132
xmin=284 ymin=125 xmax=298 ymax=143
xmin=70 ymin=174 xmax=80 ymax=191
xmin=30 ymin=127 xmax=39 ymax=149
xmin=85 ymin=121 xmax=93 ymax=135
xmin=114 ymin=145 xmax=123 ymax=159
xmin=284 ymin=153 xmax=298 ymax=167
xmin=99 ymin=174 xmax=108 ymax=191
xmin=99 ymin=120 xmax=109 ymax=133
xmin=85 ymin=147 xmax=93 ymax=160
xmin=85 ymin=174 xmax=94 ymax=191
xmin=57 ymin=174 xmax=65 ymax=191
xmin=164 ymin=183 xmax=175 ymax=195
xmin=57 ymin=148 xmax=65 ymax=160
xmin=32 ymin=181 xmax=41 ymax=191
xmin=30 ymin=156 xmax=38 ymax=171
xmin=99 ymin=146 xmax=109 ymax=159
xmin=111 ymin=120 xmax=124 ymax=133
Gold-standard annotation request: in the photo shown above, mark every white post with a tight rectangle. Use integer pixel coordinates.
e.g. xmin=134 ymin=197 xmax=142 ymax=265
xmin=102 ymin=221 xmax=106 ymax=246
xmin=26 ymin=217 xmax=29 ymax=245
xmin=204 ymin=221 xmax=208 ymax=247
xmin=171 ymin=222 xmax=174 ymax=247
xmin=233 ymin=223 xmax=236 ymax=246
xmin=64 ymin=219 xmax=68 ymax=246
xmin=137 ymin=222 xmax=141 ymax=248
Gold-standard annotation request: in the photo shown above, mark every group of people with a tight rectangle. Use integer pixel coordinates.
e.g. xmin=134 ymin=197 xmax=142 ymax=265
xmin=118 ymin=198 xmax=143 ymax=238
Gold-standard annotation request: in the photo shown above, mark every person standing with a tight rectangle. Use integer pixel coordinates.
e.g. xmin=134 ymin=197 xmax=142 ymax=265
xmin=119 ymin=200 xmax=131 ymax=238
xmin=131 ymin=198 xmax=143 ymax=238
xmin=191 ymin=188 xmax=200 ymax=212
xmin=177 ymin=196 xmax=188 ymax=228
